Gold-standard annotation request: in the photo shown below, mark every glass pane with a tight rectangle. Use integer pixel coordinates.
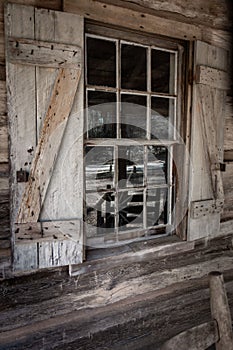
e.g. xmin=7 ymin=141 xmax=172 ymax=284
xmin=151 ymin=49 xmax=175 ymax=93
xmin=118 ymin=190 xmax=144 ymax=231
xmin=87 ymin=37 xmax=116 ymax=87
xmin=118 ymin=146 xmax=144 ymax=188
xmin=121 ymin=94 xmax=147 ymax=138
xmin=147 ymin=188 xmax=167 ymax=227
xmin=85 ymin=146 xmax=114 ymax=192
xmin=147 ymin=146 xmax=167 ymax=186
xmin=87 ymin=91 xmax=116 ymax=138
xmin=151 ymin=97 xmax=175 ymax=140
xmin=121 ymin=44 xmax=147 ymax=91
xmin=85 ymin=191 xmax=115 ymax=237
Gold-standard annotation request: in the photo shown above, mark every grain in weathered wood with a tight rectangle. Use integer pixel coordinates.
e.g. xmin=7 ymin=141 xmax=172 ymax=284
xmin=160 ymin=320 xmax=218 ymax=350
xmin=15 ymin=219 xmax=81 ymax=243
xmin=7 ymin=37 xmax=82 ymax=68
xmin=209 ymin=271 xmax=233 ymax=350
xmin=196 ymin=65 xmax=230 ymax=90
xmin=92 ymin=0 xmax=231 ymax=31
xmin=188 ymin=40 xmax=228 ymax=240
xmin=0 ymin=124 xmax=8 ymax=163
xmin=0 ymin=80 xmax=6 ymax=114
xmin=64 ymin=0 xmax=202 ymax=41
xmin=35 ymin=7 xmax=84 ymax=224
xmin=17 ymin=67 xmax=81 ymax=223
xmin=5 ymin=3 xmax=37 ymax=224
xmin=224 ymin=96 xmax=233 ymax=153
xmin=222 ymin=163 xmax=233 ymax=221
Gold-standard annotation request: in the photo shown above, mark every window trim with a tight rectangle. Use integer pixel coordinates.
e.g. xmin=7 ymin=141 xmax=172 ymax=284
xmin=84 ymin=23 xmax=187 ymax=246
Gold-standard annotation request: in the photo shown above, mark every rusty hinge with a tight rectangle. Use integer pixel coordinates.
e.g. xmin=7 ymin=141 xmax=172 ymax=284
xmin=16 ymin=169 xmax=29 ymax=183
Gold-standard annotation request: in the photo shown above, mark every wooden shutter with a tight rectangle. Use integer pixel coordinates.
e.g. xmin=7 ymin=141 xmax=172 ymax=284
xmin=188 ymin=41 xmax=230 ymax=240
xmin=5 ymin=3 xmax=84 ymax=270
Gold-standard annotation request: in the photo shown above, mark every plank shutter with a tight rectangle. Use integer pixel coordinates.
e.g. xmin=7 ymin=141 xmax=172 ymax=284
xmin=5 ymin=3 xmax=84 ymax=270
xmin=188 ymin=41 xmax=229 ymax=240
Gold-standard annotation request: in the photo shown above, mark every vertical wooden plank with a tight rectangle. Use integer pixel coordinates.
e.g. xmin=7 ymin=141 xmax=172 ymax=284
xmin=209 ymin=271 xmax=233 ymax=350
xmin=5 ymin=4 xmax=36 ymax=225
xmin=188 ymin=41 xmax=228 ymax=240
xmin=17 ymin=67 xmax=81 ymax=223
xmin=35 ymin=8 xmax=57 ymax=138
xmin=5 ymin=4 xmax=36 ymax=227
xmin=14 ymin=243 xmax=38 ymax=271
xmin=35 ymin=9 xmax=84 ymax=225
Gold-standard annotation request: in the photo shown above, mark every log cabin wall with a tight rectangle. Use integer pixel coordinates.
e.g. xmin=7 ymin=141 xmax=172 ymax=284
xmin=0 ymin=0 xmax=232 ymax=348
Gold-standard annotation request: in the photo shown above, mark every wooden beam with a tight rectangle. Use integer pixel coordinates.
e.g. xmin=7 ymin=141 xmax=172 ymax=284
xmin=196 ymin=65 xmax=230 ymax=90
xmin=8 ymin=37 xmax=82 ymax=69
xmin=17 ymin=67 xmax=81 ymax=223
xmin=64 ymin=0 xmax=203 ymax=41
xmin=15 ymin=220 xmax=81 ymax=243
xmin=160 ymin=320 xmax=218 ymax=350
xmin=209 ymin=271 xmax=233 ymax=350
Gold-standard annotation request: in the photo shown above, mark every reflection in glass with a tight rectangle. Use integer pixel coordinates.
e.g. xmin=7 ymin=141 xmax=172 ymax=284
xmin=87 ymin=91 xmax=116 ymax=138
xmin=151 ymin=49 xmax=175 ymax=93
xmin=85 ymin=191 xmax=115 ymax=237
xmin=118 ymin=146 xmax=144 ymax=188
xmin=121 ymin=44 xmax=147 ymax=91
xmin=85 ymin=146 xmax=114 ymax=192
xmin=151 ymin=97 xmax=174 ymax=139
xmin=147 ymin=146 xmax=167 ymax=186
xmin=147 ymin=188 xmax=167 ymax=227
xmin=87 ymin=37 xmax=116 ymax=87
xmin=121 ymin=95 xmax=147 ymax=138
xmin=118 ymin=190 xmax=144 ymax=231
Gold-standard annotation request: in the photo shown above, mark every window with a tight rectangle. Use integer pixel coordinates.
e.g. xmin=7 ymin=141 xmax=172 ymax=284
xmin=84 ymin=26 xmax=183 ymax=244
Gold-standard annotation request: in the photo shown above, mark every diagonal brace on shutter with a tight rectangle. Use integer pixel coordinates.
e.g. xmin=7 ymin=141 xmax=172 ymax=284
xmin=17 ymin=67 xmax=81 ymax=223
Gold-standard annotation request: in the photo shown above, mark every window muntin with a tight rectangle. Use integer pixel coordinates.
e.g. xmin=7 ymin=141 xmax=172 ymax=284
xmin=85 ymin=33 xmax=179 ymax=241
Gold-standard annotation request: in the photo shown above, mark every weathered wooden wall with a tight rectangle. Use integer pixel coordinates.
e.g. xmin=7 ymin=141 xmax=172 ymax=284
xmin=0 ymin=0 xmax=232 ymax=347
xmin=0 ymin=234 xmax=233 ymax=349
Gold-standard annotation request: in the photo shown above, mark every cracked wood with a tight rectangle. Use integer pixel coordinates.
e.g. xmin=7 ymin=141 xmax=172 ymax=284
xmin=17 ymin=67 xmax=81 ymax=223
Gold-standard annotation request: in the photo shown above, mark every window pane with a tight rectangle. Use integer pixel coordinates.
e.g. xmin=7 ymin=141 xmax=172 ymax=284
xmin=121 ymin=94 xmax=147 ymax=138
xmin=85 ymin=146 xmax=114 ymax=192
xmin=85 ymin=191 xmax=115 ymax=237
xmin=147 ymin=146 xmax=167 ymax=186
xmin=151 ymin=49 xmax=175 ymax=93
xmin=121 ymin=44 xmax=147 ymax=91
xmin=87 ymin=37 xmax=116 ymax=87
xmin=151 ymin=97 xmax=175 ymax=140
xmin=147 ymin=188 xmax=167 ymax=227
xmin=118 ymin=146 xmax=144 ymax=188
xmin=87 ymin=91 xmax=116 ymax=138
xmin=118 ymin=190 xmax=144 ymax=231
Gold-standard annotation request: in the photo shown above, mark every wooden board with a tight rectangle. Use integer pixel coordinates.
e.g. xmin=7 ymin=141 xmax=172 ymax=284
xmin=5 ymin=3 xmax=85 ymax=269
xmin=17 ymin=67 xmax=81 ymax=223
xmin=188 ymin=41 xmax=229 ymax=240
xmin=196 ymin=65 xmax=230 ymax=90
xmin=14 ymin=219 xmax=82 ymax=270
xmin=160 ymin=320 xmax=218 ymax=350
xmin=7 ymin=37 xmax=82 ymax=68
xmin=5 ymin=3 xmax=37 ymax=224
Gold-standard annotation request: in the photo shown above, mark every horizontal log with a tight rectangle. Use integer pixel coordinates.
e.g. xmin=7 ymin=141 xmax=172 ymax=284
xmin=8 ymin=37 xmax=82 ymax=68
xmin=64 ymin=0 xmax=202 ymax=41
xmin=196 ymin=65 xmax=230 ymax=90
xmin=160 ymin=320 xmax=218 ymax=350
xmin=94 ymin=0 xmax=231 ymax=31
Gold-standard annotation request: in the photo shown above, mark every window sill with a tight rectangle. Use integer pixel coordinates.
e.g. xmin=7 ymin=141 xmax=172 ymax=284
xmin=69 ymin=235 xmax=195 ymax=277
